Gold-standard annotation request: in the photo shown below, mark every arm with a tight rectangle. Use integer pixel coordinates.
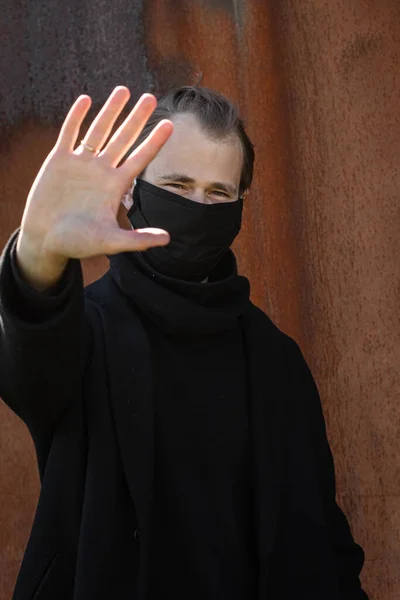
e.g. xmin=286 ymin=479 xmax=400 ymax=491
xmin=0 ymin=86 xmax=172 ymax=456
xmin=0 ymin=229 xmax=87 ymax=441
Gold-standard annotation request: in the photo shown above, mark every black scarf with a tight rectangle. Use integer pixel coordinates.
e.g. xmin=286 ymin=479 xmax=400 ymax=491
xmin=108 ymin=248 xmax=251 ymax=335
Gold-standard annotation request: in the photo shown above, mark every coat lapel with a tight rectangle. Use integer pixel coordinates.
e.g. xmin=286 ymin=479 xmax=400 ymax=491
xmin=242 ymin=305 xmax=288 ymax=599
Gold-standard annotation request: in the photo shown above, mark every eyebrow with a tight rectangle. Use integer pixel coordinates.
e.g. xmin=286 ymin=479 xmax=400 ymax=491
xmin=157 ymin=173 xmax=238 ymax=196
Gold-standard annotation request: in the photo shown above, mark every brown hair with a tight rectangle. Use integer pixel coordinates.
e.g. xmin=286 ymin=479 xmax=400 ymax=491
xmin=133 ymin=86 xmax=254 ymax=197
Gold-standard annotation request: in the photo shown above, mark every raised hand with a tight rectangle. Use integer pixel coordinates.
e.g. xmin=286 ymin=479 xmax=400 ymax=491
xmin=16 ymin=86 xmax=173 ymax=290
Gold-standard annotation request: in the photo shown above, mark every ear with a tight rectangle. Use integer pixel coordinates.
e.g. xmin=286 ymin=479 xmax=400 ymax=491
xmin=121 ymin=179 xmax=136 ymax=210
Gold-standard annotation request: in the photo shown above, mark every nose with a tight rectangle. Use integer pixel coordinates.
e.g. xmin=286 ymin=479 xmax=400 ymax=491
xmin=189 ymin=188 xmax=211 ymax=204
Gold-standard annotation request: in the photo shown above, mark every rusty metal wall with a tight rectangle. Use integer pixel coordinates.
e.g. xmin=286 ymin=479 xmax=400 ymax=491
xmin=1 ymin=1 xmax=399 ymax=597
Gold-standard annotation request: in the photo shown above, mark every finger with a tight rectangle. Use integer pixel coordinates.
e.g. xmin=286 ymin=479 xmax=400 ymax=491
xmin=98 ymin=93 xmax=158 ymax=166
xmin=56 ymin=95 xmax=92 ymax=152
xmin=78 ymin=86 xmax=131 ymax=155
xmin=119 ymin=119 xmax=174 ymax=178
xmin=103 ymin=227 xmax=170 ymax=255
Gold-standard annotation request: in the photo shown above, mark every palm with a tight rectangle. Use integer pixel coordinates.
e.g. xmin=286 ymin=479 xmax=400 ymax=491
xmin=21 ymin=86 xmax=173 ymax=260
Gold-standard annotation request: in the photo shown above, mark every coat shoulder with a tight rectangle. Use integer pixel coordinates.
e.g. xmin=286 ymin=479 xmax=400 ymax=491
xmin=244 ymin=302 xmax=298 ymax=352
xmin=83 ymin=270 xmax=143 ymax=333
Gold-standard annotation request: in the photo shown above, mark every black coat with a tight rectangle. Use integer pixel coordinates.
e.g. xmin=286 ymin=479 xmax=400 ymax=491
xmin=0 ymin=231 xmax=368 ymax=600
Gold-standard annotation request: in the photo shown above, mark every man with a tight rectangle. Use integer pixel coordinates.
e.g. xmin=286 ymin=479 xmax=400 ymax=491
xmin=0 ymin=85 xmax=368 ymax=599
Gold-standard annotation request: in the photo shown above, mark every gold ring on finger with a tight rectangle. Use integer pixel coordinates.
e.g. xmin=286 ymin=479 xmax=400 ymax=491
xmin=79 ymin=140 xmax=98 ymax=154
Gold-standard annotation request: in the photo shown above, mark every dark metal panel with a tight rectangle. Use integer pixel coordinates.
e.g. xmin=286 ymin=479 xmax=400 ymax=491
xmin=0 ymin=0 xmax=150 ymax=132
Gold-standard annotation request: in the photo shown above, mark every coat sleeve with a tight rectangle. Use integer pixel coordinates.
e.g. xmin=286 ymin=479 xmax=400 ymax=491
xmin=0 ymin=229 xmax=89 ymax=440
xmin=283 ymin=337 xmax=369 ymax=599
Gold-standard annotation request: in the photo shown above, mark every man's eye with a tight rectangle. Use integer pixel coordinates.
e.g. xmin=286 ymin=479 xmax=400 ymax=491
xmin=168 ymin=183 xmax=185 ymax=189
xmin=212 ymin=190 xmax=229 ymax=197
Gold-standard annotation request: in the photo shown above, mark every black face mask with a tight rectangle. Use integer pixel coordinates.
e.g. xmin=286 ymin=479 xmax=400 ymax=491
xmin=127 ymin=179 xmax=243 ymax=282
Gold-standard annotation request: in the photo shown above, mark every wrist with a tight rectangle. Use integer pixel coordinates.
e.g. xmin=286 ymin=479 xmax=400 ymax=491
xmin=16 ymin=232 xmax=68 ymax=292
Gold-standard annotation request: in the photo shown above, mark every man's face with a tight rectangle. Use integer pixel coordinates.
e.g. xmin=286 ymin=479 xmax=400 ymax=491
xmin=140 ymin=112 xmax=243 ymax=205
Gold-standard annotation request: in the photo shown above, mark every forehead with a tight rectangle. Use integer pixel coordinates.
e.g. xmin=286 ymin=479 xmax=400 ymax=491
xmin=145 ymin=113 xmax=243 ymax=190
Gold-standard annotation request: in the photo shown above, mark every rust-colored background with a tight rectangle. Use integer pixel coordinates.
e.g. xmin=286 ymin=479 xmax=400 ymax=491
xmin=1 ymin=1 xmax=399 ymax=598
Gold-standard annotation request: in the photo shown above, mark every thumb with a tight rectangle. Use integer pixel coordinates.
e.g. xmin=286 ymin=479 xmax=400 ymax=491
xmin=104 ymin=227 xmax=170 ymax=255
